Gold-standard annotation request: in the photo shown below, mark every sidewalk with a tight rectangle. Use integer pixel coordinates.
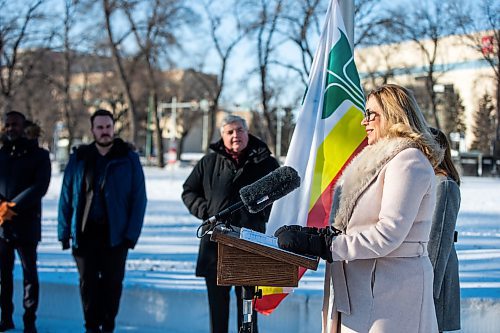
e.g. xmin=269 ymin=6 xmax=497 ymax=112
xmin=11 ymin=316 xmax=167 ymax=333
xmin=12 ymin=278 xmax=500 ymax=333
xmin=13 ymin=278 xmax=323 ymax=333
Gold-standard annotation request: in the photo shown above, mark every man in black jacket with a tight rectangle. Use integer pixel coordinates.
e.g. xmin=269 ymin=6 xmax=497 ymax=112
xmin=0 ymin=111 xmax=51 ymax=333
xmin=182 ymin=115 xmax=279 ymax=333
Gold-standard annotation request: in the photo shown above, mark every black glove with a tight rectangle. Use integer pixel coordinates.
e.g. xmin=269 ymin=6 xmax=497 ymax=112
xmin=275 ymin=225 xmax=321 ymax=236
xmin=61 ymin=239 xmax=70 ymax=250
xmin=274 ymin=225 xmax=336 ymax=262
xmin=275 ymin=225 xmax=341 ymax=237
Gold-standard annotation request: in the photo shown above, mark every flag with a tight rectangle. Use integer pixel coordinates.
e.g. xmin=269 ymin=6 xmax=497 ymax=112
xmin=255 ymin=0 xmax=366 ymax=315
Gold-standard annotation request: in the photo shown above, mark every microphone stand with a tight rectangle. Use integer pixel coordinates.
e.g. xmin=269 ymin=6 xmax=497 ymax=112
xmin=239 ymin=286 xmax=262 ymax=333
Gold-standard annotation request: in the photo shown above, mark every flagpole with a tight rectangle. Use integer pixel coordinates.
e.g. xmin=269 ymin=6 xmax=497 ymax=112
xmin=339 ymin=0 xmax=354 ymax=51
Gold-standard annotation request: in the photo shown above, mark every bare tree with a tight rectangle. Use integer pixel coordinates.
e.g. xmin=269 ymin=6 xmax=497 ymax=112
xmin=251 ymin=0 xmax=284 ymax=151
xmin=122 ymin=0 xmax=196 ymax=167
xmin=456 ymin=0 xmax=499 ymax=142
xmin=386 ymin=0 xmax=471 ymax=130
xmin=202 ymin=0 xmax=252 ymax=147
xmin=247 ymin=0 xmax=391 ymax=153
xmin=102 ymin=0 xmax=139 ymax=144
xmin=478 ymin=0 xmax=500 ymax=142
xmin=353 ymin=0 xmax=396 ymax=48
xmin=272 ymin=0 xmax=392 ymax=90
xmin=13 ymin=48 xmax=60 ymax=145
xmin=0 ymin=0 xmax=45 ymax=112
xmin=356 ymin=44 xmax=409 ymax=89
xmin=277 ymin=0 xmax=326 ymax=86
xmin=45 ymin=0 xmax=90 ymax=154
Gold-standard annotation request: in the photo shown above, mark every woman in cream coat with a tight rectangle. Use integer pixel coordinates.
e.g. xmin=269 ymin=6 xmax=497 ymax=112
xmin=319 ymin=84 xmax=443 ymax=333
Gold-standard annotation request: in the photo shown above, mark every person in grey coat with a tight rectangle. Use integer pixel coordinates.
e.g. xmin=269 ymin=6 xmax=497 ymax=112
xmin=428 ymin=128 xmax=461 ymax=332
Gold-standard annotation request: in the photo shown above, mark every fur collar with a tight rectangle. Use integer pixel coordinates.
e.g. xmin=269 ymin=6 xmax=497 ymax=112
xmin=332 ymin=137 xmax=418 ymax=231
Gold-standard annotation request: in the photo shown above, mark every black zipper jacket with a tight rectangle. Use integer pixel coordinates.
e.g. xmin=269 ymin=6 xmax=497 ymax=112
xmin=0 ymin=138 xmax=51 ymax=243
xmin=182 ymin=134 xmax=279 ymax=277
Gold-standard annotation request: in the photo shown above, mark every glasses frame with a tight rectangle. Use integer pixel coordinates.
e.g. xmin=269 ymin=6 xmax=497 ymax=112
xmin=363 ymin=109 xmax=378 ymax=122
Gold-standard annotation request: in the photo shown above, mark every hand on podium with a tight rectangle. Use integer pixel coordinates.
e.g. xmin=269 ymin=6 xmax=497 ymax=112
xmin=274 ymin=225 xmax=338 ymax=263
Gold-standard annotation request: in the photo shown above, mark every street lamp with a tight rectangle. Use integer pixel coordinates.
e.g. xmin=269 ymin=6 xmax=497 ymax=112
xmin=276 ymin=108 xmax=284 ymax=159
xmin=200 ymin=99 xmax=210 ymax=152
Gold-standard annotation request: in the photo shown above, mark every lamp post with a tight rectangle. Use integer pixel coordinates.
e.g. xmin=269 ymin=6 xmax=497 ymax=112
xmin=157 ymin=97 xmax=195 ymax=163
xmin=276 ymin=108 xmax=283 ymax=159
xmin=200 ymin=99 xmax=210 ymax=152
xmin=146 ymin=93 xmax=153 ymax=161
xmin=158 ymin=97 xmax=194 ymax=146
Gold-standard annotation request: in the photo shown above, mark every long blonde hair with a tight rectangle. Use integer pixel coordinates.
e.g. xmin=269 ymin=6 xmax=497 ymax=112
xmin=367 ymin=84 xmax=443 ymax=168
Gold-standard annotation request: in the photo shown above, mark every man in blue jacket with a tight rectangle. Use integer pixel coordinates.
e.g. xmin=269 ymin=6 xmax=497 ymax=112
xmin=58 ymin=109 xmax=147 ymax=333
xmin=0 ymin=111 xmax=51 ymax=333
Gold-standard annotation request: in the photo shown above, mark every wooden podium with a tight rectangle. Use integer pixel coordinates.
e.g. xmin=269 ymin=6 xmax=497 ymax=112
xmin=210 ymin=226 xmax=319 ymax=287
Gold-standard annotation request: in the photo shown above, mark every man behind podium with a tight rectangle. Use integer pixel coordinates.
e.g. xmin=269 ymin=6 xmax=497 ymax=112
xmin=182 ymin=115 xmax=279 ymax=333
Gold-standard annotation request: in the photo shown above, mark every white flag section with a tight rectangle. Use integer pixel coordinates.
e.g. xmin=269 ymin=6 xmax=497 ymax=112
xmin=266 ymin=0 xmax=362 ymax=236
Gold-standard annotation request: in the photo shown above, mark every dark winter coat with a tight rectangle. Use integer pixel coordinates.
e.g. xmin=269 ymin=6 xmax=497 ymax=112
xmin=182 ymin=135 xmax=280 ymax=277
xmin=58 ymin=138 xmax=147 ymax=249
xmin=0 ymin=138 xmax=51 ymax=243
xmin=428 ymin=174 xmax=461 ymax=331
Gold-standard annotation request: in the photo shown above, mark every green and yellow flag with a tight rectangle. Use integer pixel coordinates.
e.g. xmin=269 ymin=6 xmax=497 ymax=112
xmin=255 ymin=0 xmax=366 ymax=314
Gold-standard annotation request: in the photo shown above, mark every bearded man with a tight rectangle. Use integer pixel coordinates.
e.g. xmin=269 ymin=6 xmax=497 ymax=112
xmin=58 ymin=109 xmax=147 ymax=333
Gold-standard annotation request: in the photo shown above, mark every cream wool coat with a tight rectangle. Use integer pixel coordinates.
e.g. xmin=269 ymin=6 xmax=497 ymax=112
xmin=322 ymin=137 xmax=439 ymax=333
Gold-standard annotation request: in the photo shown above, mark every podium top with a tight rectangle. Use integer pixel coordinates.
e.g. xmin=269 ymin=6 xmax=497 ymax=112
xmin=211 ymin=226 xmax=319 ymax=271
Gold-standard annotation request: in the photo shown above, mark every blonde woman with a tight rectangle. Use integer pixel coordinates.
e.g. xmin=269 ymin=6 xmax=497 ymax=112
xmin=276 ymin=84 xmax=443 ymax=332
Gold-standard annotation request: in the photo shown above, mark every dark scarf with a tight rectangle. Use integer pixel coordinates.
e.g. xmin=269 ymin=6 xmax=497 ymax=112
xmin=224 ymin=147 xmax=248 ymax=167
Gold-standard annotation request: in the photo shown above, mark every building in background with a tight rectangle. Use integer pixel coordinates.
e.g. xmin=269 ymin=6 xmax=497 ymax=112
xmin=1 ymin=49 xmax=218 ymax=162
xmin=355 ymin=30 xmax=496 ymax=152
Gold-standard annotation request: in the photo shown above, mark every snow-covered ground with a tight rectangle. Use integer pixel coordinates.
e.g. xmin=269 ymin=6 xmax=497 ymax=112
xmin=9 ymin=165 xmax=500 ymax=332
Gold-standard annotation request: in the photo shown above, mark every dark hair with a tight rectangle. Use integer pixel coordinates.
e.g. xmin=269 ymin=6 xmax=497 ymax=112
xmin=5 ymin=110 xmax=27 ymax=123
xmin=90 ymin=109 xmax=114 ymax=126
xmin=24 ymin=119 xmax=42 ymax=139
xmin=430 ymin=127 xmax=461 ymax=186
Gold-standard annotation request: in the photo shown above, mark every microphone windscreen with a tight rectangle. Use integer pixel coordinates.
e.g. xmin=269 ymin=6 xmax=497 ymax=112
xmin=239 ymin=166 xmax=300 ymax=213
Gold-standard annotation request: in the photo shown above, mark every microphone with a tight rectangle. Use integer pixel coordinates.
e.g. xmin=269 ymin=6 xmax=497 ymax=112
xmin=203 ymin=201 xmax=244 ymax=225
xmin=202 ymin=166 xmax=301 ymax=225
xmin=240 ymin=166 xmax=300 ymax=213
